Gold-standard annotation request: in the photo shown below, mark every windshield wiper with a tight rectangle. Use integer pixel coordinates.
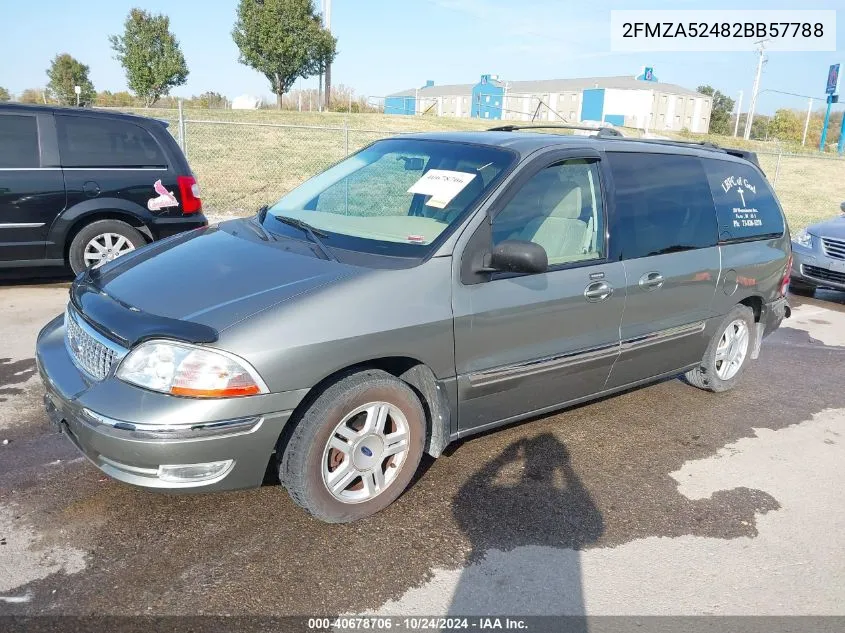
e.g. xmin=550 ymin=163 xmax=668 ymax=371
xmin=274 ymin=215 xmax=337 ymax=261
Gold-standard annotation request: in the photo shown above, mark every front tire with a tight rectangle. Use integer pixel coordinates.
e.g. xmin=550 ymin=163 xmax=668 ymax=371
xmin=279 ymin=369 xmax=426 ymax=523
xmin=685 ymin=305 xmax=755 ymax=393
xmin=68 ymin=219 xmax=146 ymax=275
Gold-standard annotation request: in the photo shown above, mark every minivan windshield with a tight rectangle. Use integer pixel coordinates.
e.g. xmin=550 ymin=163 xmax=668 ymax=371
xmin=264 ymin=138 xmax=516 ymax=257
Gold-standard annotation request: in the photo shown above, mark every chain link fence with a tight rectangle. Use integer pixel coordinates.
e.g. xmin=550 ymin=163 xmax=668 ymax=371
xmin=151 ymin=109 xmax=845 ymax=231
xmin=756 ymin=151 xmax=845 ymax=231
xmin=178 ymin=119 xmax=394 ymax=215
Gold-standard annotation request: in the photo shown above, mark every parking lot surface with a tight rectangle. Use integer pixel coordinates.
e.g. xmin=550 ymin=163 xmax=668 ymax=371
xmin=1 ymin=276 xmax=844 ymax=616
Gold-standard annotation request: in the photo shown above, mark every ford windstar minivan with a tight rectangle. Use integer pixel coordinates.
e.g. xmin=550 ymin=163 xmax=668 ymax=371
xmin=37 ymin=127 xmax=792 ymax=522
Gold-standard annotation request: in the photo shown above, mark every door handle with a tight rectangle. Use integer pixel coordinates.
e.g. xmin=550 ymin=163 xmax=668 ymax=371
xmin=584 ymin=281 xmax=613 ymax=302
xmin=638 ymin=271 xmax=664 ymax=291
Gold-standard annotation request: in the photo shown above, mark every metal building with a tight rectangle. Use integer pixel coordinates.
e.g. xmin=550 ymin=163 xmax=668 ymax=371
xmin=385 ymin=73 xmax=713 ymax=133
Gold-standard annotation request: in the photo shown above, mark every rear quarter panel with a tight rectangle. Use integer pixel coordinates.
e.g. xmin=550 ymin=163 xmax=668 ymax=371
xmin=713 ymin=234 xmax=791 ymax=316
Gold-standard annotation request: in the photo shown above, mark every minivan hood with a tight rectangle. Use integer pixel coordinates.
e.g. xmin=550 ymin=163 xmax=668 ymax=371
xmin=81 ymin=219 xmax=360 ymax=336
xmin=808 ymin=215 xmax=845 ymax=239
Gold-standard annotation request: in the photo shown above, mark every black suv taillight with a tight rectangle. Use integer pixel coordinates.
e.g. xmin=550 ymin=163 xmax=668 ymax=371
xmin=177 ymin=175 xmax=202 ymax=214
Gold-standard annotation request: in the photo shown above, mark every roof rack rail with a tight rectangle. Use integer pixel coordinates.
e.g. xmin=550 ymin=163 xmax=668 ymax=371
xmin=487 ymin=124 xmax=623 ymax=137
xmin=598 ymin=137 xmax=761 ymax=169
xmin=485 ymin=125 xmax=762 ymax=170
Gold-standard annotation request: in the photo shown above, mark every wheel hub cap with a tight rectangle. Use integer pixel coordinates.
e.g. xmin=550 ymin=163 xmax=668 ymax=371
xmin=83 ymin=232 xmax=136 ymax=269
xmin=715 ymin=319 xmax=749 ymax=381
xmin=353 ymin=435 xmax=385 ymax=471
xmin=321 ymin=401 xmax=410 ymax=504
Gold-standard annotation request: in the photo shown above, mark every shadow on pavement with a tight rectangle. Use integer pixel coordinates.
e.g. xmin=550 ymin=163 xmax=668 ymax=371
xmin=0 ymin=268 xmax=73 ymax=287
xmin=449 ymin=434 xmax=601 ymax=618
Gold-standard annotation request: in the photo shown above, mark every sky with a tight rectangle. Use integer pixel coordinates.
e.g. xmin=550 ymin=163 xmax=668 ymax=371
xmin=1 ymin=0 xmax=844 ymax=115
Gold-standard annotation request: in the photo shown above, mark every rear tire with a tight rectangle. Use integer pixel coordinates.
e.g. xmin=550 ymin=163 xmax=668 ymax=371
xmin=279 ymin=369 xmax=426 ymax=523
xmin=68 ymin=219 xmax=146 ymax=275
xmin=685 ymin=305 xmax=755 ymax=393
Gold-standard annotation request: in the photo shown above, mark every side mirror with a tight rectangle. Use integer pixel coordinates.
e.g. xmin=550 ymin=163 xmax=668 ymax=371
xmin=840 ymin=201 xmax=845 ymax=214
xmin=483 ymin=240 xmax=548 ymax=275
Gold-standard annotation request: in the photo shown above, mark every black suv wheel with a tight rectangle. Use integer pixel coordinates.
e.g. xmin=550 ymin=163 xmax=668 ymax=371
xmin=68 ymin=219 xmax=146 ymax=275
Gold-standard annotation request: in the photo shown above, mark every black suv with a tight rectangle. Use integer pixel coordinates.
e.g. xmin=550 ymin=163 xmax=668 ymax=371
xmin=0 ymin=103 xmax=207 ymax=274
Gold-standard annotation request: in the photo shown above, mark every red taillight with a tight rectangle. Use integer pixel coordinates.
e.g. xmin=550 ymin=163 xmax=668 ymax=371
xmin=781 ymin=253 xmax=793 ymax=296
xmin=177 ymin=175 xmax=202 ymax=214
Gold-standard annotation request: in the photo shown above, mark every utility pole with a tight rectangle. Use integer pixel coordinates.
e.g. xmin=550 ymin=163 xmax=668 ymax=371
xmin=733 ymin=90 xmax=743 ymax=137
xmin=323 ymin=0 xmax=332 ymax=111
xmin=318 ymin=71 xmax=323 ymax=112
xmin=802 ymin=97 xmax=813 ymax=146
xmin=744 ymin=40 xmax=767 ymax=140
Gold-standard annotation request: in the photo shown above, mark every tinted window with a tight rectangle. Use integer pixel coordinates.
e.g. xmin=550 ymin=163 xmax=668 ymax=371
xmin=56 ymin=115 xmax=167 ymax=168
xmin=607 ymin=152 xmax=717 ymax=259
xmin=0 ymin=115 xmax=39 ymax=168
xmin=493 ymin=159 xmax=605 ymax=266
xmin=702 ymin=159 xmax=785 ymax=242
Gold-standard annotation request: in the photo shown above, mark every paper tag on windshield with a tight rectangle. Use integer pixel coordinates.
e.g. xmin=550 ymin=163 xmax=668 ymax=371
xmin=408 ymin=169 xmax=476 ymax=209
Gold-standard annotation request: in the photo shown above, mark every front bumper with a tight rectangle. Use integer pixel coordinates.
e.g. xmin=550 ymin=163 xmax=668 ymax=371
xmin=792 ymin=245 xmax=845 ymax=291
xmin=36 ymin=314 xmax=307 ymax=492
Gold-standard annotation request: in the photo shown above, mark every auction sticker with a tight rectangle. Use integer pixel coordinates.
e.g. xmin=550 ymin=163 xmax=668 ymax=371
xmin=408 ymin=169 xmax=476 ymax=209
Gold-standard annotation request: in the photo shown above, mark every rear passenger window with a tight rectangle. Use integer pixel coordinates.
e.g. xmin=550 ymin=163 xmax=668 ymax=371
xmin=607 ymin=152 xmax=717 ymax=259
xmin=702 ymin=159 xmax=785 ymax=242
xmin=0 ymin=115 xmax=39 ymax=168
xmin=56 ymin=115 xmax=166 ymax=168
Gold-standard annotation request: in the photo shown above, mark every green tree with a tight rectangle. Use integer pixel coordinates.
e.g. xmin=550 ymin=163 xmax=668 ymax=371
xmin=46 ymin=54 xmax=95 ymax=106
xmin=110 ymin=8 xmax=189 ymax=107
xmin=768 ymin=109 xmax=803 ymax=143
xmin=697 ymin=85 xmax=735 ymax=135
xmin=192 ymin=91 xmax=227 ymax=108
xmin=0 ymin=86 xmax=10 ymax=102
xmin=232 ymin=0 xmax=336 ymax=109
xmin=18 ymin=88 xmax=46 ymax=104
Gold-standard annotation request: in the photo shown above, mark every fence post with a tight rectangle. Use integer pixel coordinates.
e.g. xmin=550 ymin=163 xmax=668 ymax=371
xmin=344 ymin=120 xmax=349 ymax=156
xmin=178 ymin=99 xmax=186 ymax=157
xmin=772 ymin=151 xmax=782 ymax=188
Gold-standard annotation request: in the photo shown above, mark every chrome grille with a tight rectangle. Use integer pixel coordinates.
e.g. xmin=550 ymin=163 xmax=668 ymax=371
xmin=64 ymin=306 xmax=126 ymax=381
xmin=822 ymin=237 xmax=845 ymax=261
xmin=802 ymin=264 xmax=845 ymax=286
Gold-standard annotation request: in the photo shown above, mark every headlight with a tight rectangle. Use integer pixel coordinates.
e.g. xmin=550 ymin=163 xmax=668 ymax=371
xmin=792 ymin=230 xmax=814 ymax=249
xmin=116 ymin=341 xmax=267 ymax=398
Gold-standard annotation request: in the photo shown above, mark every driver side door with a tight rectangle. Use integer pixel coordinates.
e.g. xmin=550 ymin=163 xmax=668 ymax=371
xmin=452 ymin=150 xmax=626 ymax=434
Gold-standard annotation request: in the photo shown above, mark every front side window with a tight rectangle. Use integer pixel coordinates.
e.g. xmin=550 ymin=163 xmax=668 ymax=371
xmin=606 ymin=152 xmax=717 ymax=260
xmin=0 ymin=115 xmax=39 ymax=168
xmin=56 ymin=115 xmax=167 ymax=168
xmin=266 ymin=138 xmax=515 ymax=256
xmin=702 ymin=158 xmax=785 ymax=242
xmin=493 ymin=159 xmax=605 ymax=266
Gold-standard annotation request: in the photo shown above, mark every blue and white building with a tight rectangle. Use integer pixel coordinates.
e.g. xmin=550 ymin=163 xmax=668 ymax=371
xmin=385 ymin=73 xmax=713 ymax=133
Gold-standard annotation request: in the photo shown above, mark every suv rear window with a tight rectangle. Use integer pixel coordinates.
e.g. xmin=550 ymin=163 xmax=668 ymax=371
xmin=701 ymin=158 xmax=785 ymax=242
xmin=0 ymin=115 xmax=39 ymax=168
xmin=56 ymin=115 xmax=167 ymax=168
xmin=607 ymin=152 xmax=717 ymax=259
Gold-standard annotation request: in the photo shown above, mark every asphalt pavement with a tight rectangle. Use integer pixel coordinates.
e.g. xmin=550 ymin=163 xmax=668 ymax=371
xmin=1 ymin=275 xmax=843 ymax=616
